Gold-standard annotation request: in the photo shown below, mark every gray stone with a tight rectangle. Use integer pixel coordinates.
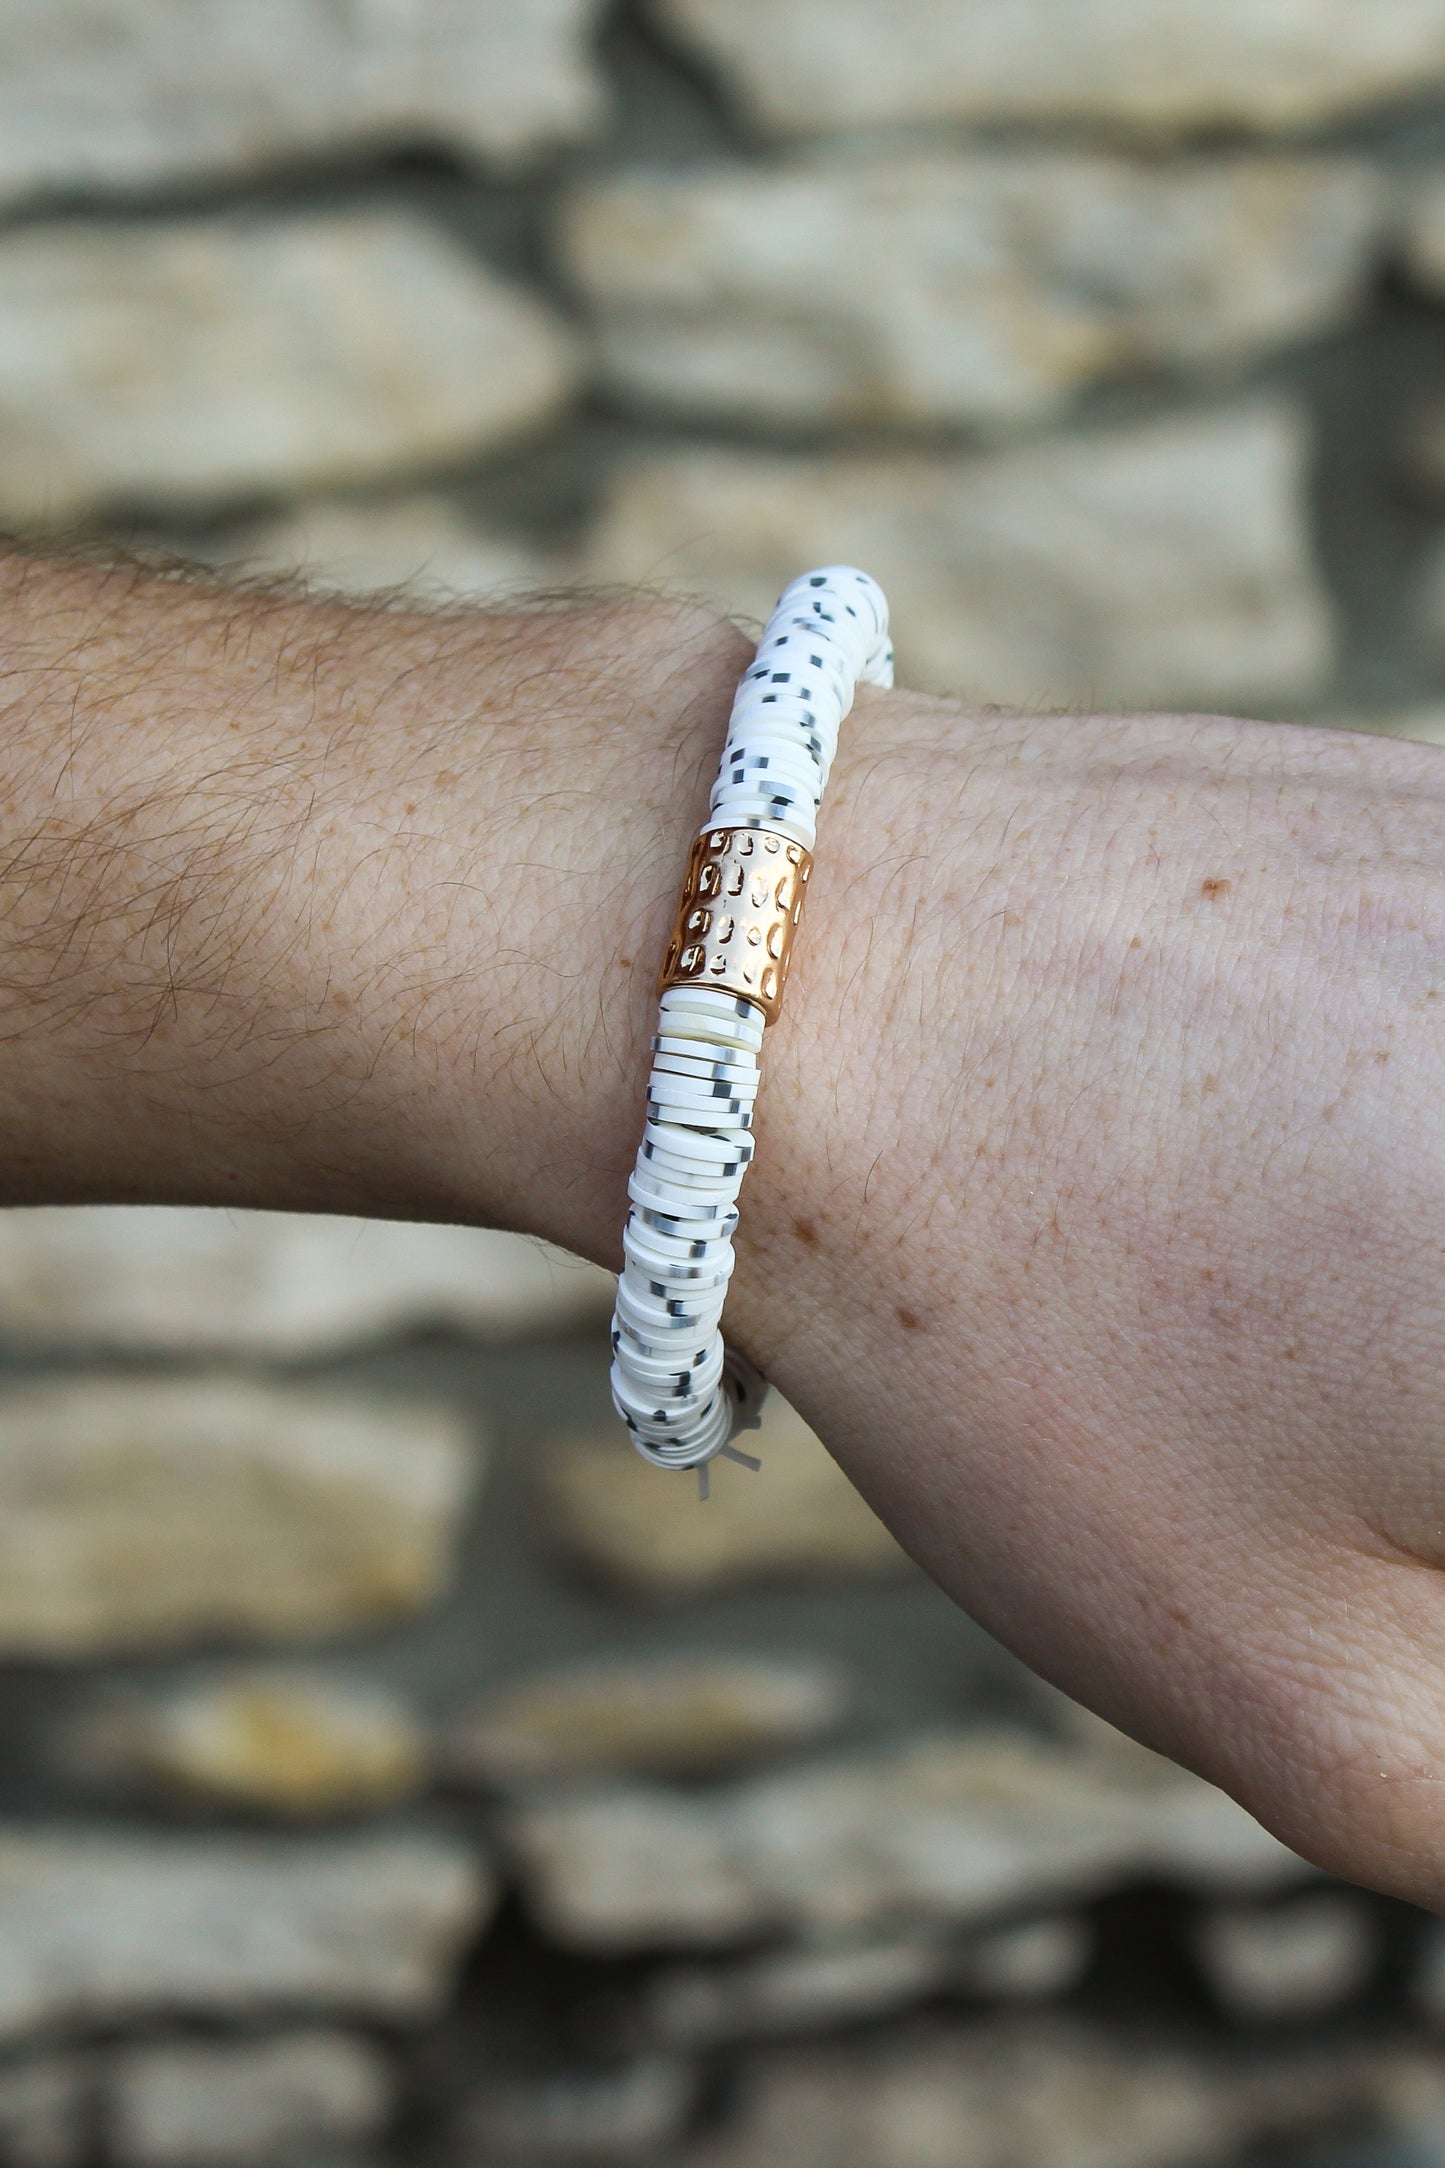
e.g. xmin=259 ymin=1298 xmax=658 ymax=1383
xmin=506 ymin=1729 xmax=1305 ymax=1953
xmin=538 ymin=1396 xmax=911 ymax=1597
xmin=461 ymin=2056 xmax=698 ymax=2162
xmin=1191 ymin=1892 xmax=1378 ymax=2022
xmin=108 ymin=2034 xmax=392 ymax=2168
xmin=195 ymin=496 xmax=564 ymax=604
xmin=0 ymin=1376 xmax=479 ymax=1656
xmin=449 ymin=1654 xmax=849 ymax=1784
xmin=69 ymin=1667 xmax=428 ymax=1817
xmin=651 ymin=0 xmax=1445 ymax=140
xmin=0 ymin=1 xmax=604 ymax=202
xmin=0 ymin=1207 xmax=610 ymax=1355
xmin=0 ymin=213 xmax=579 ymax=527
xmin=565 ymin=152 xmax=1381 ymax=432
xmin=586 ymin=402 xmax=1334 ymax=711
xmin=0 ymin=1829 xmax=488 ymax=2036
xmin=680 ymin=2020 xmax=1429 ymax=2168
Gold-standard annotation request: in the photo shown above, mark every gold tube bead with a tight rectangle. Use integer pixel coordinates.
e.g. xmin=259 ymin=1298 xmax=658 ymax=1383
xmin=658 ymin=825 xmax=813 ymax=1026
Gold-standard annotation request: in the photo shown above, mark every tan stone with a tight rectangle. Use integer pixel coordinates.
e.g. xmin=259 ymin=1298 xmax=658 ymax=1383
xmin=586 ymin=403 xmax=1334 ymax=711
xmin=0 ymin=213 xmax=579 ymax=527
xmin=565 ymin=152 xmax=1381 ymax=431
xmin=0 ymin=1828 xmax=488 ymax=2035
xmin=538 ymin=1395 xmax=910 ymax=1597
xmin=74 ymin=1668 xmax=428 ymax=1816
xmin=196 ymin=495 xmax=563 ymax=603
xmin=0 ymin=0 xmax=604 ymax=200
xmin=506 ymin=1729 xmax=1305 ymax=1952
xmin=108 ymin=2034 xmax=393 ymax=2168
xmin=652 ymin=0 xmax=1445 ymax=140
xmin=0 ymin=1376 xmax=478 ymax=1655
xmin=450 ymin=1653 xmax=849 ymax=1783
xmin=682 ymin=2021 xmax=1434 ymax=2168
xmin=0 ymin=1207 xmax=609 ymax=1354
xmin=1192 ymin=1892 xmax=1378 ymax=2022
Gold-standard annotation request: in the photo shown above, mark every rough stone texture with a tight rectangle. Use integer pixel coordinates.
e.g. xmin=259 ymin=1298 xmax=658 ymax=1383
xmin=0 ymin=2058 xmax=91 ymax=2168
xmin=652 ymin=0 xmax=1445 ymax=141
xmin=1191 ymin=1893 xmax=1378 ymax=2023
xmin=506 ymin=1729 xmax=1305 ymax=1952
xmin=199 ymin=495 xmax=563 ymax=602
xmin=0 ymin=1207 xmax=609 ymax=1355
xmin=0 ymin=1376 xmax=479 ymax=1656
xmin=538 ymin=1396 xmax=911 ymax=1597
xmin=72 ymin=1668 xmax=428 ymax=1817
xmin=0 ymin=0 xmax=604 ymax=201
xmin=0 ymin=212 xmax=579 ymax=527
xmin=449 ymin=1653 xmax=849 ymax=1783
xmin=461 ymin=2057 xmax=697 ymax=2163
xmin=681 ymin=2022 xmax=1439 ymax=2168
xmin=108 ymin=2034 xmax=393 ymax=2168
xmin=587 ymin=403 xmax=1334 ymax=711
xmin=565 ymin=152 xmax=1382 ymax=432
xmin=0 ymin=1829 xmax=488 ymax=2036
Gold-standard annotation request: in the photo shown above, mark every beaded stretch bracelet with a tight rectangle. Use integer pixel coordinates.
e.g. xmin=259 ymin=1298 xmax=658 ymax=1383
xmin=610 ymin=566 xmax=893 ymax=1488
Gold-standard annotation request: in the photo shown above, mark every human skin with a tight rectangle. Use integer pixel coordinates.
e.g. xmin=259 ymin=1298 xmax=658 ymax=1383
xmin=1 ymin=552 xmax=1443 ymax=1906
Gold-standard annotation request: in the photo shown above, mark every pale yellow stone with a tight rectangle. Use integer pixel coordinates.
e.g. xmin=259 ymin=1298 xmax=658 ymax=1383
xmin=587 ymin=403 xmax=1334 ymax=711
xmin=0 ymin=1376 xmax=479 ymax=1655
xmin=565 ymin=152 xmax=1381 ymax=431
xmin=653 ymin=0 xmax=1445 ymax=140
xmin=538 ymin=1396 xmax=911 ymax=1597
xmin=0 ymin=1207 xmax=609 ymax=1354
xmin=0 ymin=0 xmax=606 ymax=200
xmin=80 ymin=1668 xmax=428 ymax=1816
xmin=0 ymin=212 xmax=579 ymax=526
xmin=451 ymin=1653 xmax=848 ymax=1783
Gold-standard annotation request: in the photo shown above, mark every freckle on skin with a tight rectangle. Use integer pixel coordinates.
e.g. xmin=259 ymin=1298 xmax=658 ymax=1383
xmin=1200 ymin=877 xmax=1231 ymax=901
xmin=897 ymin=1306 xmax=923 ymax=1331
xmin=793 ymin=1217 xmax=818 ymax=1247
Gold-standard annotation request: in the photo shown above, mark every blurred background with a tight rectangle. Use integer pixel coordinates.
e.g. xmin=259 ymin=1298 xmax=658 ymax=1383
xmin=0 ymin=4 xmax=1441 ymax=2168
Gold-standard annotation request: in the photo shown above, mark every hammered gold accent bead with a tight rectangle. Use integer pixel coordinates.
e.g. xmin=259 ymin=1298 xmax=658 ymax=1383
xmin=658 ymin=826 xmax=813 ymax=1024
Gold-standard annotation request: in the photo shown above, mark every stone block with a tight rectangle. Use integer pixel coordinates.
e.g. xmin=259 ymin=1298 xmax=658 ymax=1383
xmin=108 ymin=2033 xmax=392 ymax=2168
xmin=652 ymin=0 xmax=1445 ymax=140
xmin=0 ymin=1 xmax=604 ymax=201
xmin=0 ymin=1376 xmax=479 ymax=1655
xmin=586 ymin=403 xmax=1335 ymax=711
xmin=0 ymin=213 xmax=578 ymax=526
xmin=538 ymin=1396 xmax=911 ymax=1597
xmin=0 ymin=1829 xmax=489 ymax=2035
xmin=565 ymin=152 xmax=1381 ymax=431
xmin=0 ymin=1208 xmax=609 ymax=1355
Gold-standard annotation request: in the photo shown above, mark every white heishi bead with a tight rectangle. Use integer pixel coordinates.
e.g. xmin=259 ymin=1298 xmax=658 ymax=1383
xmin=611 ymin=567 xmax=891 ymax=1472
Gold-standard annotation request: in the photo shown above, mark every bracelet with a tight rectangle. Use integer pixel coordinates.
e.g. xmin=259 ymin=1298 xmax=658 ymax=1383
xmin=610 ymin=566 xmax=893 ymax=1487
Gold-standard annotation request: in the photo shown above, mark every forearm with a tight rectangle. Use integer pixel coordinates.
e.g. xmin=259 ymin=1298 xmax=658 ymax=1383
xmin=0 ymin=554 xmax=751 ymax=1238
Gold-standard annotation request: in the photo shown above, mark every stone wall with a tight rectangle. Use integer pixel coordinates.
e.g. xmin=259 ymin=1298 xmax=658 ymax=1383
xmin=0 ymin=7 xmax=1443 ymax=2167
